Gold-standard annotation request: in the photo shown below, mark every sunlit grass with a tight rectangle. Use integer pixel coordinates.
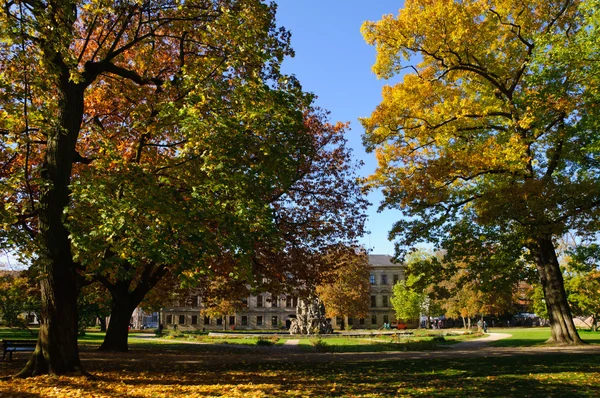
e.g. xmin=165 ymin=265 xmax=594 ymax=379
xmin=488 ymin=327 xmax=600 ymax=347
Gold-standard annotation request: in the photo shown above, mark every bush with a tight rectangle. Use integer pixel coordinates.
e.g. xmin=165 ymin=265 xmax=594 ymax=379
xmin=165 ymin=330 xmax=184 ymax=338
xmin=256 ymin=336 xmax=275 ymax=346
xmin=391 ymin=333 xmax=411 ymax=344
xmin=310 ymin=337 xmax=329 ymax=352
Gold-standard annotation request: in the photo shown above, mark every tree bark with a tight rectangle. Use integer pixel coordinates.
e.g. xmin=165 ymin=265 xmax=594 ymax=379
xmin=99 ymin=283 xmax=138 ymax=352
xmin=98 ymin=265 xmax=167 ymax=351
xmin=532 ymin=236 xmax=583 ymax=345
xmin=100 ymin=301 xmax=135 ymax=352
xmin=19 ymin=80 xmax=86 ymax=377
xmin=98 ymin=316 xmax=107 ymax=332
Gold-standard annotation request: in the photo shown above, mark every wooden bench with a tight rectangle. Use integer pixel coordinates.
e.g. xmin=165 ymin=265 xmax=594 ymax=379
xmin=2 ymin=339 xmax=37 ymax=361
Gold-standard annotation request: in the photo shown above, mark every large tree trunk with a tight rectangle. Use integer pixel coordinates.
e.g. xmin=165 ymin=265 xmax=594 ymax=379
xmin=99 ymin=283 xmax=138 ymax=352
xmin=98 ymin=316 xmax=107 ymax=332
xmin=532 ymin=237 xmax=583 ymax=345
xmin=19 ymin=80 xmax=86 ymax=376
xmin=98 ymin=265 xmax=168 ymax=352
xmin=100 ymin=302 xmax=135 ymax=352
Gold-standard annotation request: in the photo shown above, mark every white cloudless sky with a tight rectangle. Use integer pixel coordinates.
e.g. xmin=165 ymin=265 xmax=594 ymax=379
xmin=274 ymin=1 xmax=406 ymax=256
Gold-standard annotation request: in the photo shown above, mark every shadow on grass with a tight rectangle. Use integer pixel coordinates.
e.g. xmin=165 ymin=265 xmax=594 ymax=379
xmin=489 ymin=338 xmax=548 ymax=347
xmin=2 ymin=346 xmax=600 ymax=397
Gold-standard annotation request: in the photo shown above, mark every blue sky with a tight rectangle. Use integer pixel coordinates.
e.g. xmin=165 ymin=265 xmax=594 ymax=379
xmin=275 ymin=1 xmax=405 ymax=255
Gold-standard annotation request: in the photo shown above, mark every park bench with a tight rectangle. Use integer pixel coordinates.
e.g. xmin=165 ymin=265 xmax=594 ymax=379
xmin=2 ymin=339 xmax=37 ymax=362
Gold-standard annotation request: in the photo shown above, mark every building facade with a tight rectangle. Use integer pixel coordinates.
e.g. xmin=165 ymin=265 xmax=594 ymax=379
xmin=160 ymin=254 xmax=405 ymax=331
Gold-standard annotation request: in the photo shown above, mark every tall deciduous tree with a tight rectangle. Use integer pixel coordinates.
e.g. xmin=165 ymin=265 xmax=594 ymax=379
xmin=361 ymin=0 xmax=600 ymax=344
xmin=390 ymin=278 xmax=425 ymax=325
xmin=0 ymin=0 xmax=366 ymax=375
xmin=0 ymin=269 xmax=40 ymax=330
xmin=316 ymin=248 xmax=371 ymax=325
xmin=566 ymin=271 xmax=600 ymax=331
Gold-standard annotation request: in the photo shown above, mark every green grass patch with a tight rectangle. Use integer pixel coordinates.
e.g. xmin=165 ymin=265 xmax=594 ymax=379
xmin=489 ymin=327 xmax=600 ymax=347
xmin=0 ymin=327 xmax=38 ymax=340
xmin=298 ymin=335 xmax=444 ymax=352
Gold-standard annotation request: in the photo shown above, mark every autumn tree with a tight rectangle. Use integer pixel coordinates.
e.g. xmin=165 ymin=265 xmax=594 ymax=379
xmin=0 ymin=269 xmax=40 ymax=331
xmin=0 ymin=0 xmax=366 ymax=375
xmin=563 ymin=242 xmax=600 ymax=331
xmin=361 ymin=0 xmax=599 ymax=344
xmin=566 ymin=272 xmax=600 ymax=331
xmin=197 ymin=277 xmax=248 ymax=331
xmin=315 ymin=248 xmax=371 ymax=327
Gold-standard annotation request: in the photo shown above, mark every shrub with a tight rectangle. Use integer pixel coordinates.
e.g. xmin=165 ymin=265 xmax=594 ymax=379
xmin=165 ymin=330 xmax=184 ymax=338
xmin=310 ymin=337 xmax=329 ymax=352
xmin=256 ymin=336 xmax=275 ymax=346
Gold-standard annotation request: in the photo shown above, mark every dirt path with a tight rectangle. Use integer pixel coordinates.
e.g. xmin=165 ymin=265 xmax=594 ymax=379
xmin=446 ymin=332 xmax=512 ymax=350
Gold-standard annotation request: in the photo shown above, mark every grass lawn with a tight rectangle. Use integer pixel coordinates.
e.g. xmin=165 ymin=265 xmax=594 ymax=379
xmin=296 ymin=331 xmax=482 ymax=353
xmin=2 ymin=339 xmax=600 ymax=397
xmin=489 ymin=327 xmax=600 ymax=347
xmin=2 ymin=327 xmax=600 ymax=396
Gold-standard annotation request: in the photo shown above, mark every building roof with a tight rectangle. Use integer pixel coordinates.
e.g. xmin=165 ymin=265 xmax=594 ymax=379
xmin=368 ymin=254 xmax=402 ymax=267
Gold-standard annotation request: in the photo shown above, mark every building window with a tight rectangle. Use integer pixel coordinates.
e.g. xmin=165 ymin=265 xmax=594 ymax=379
xmin=271 ymin=316 xmax=278 ymax=327
xmin=216 ymin=317 xmax=223 ymax=326
xmin=257 ymin=295 xmax=263 ymax=308
xmin=241 ymin=316 xmax=248 ymax=326
xmin=359 ymin=318 xmax=365 ymax=325
xmin=370 ymin=274 xmax=376 ymax=284
xmin=271 ymin=294 xmax=278 ymax=307
xmin=348 ymin=317 xmax=354 ymax=326
xmin=371 ymin=315 xmax=377 ymax=325
xmin=383 ymin=315 xmax=389 ymax=324
xmin=393 ymin=274 xmax=399 ymax=284
xmin=242 ymin=297 xmax=248 ymax=306
xmin=286 ymin=296 xmax=293 ymax=308
xmin=178 ymin=315 xmax=185 ymax=325
xmin=191 ymin=315 xmax=198 ymax=325
xmin=371 ymin=295 xmax=376 ymax=308
xmin=191 ymin=296 xmax=199 ymax=308
xmin=257 ymin=316 xmax=263 ymax=326
xmin=293 ymin=296 xmax=299 ymax=307
xmin=381 ymin=274 xmax=388 ymax=285
xmin=204 ymin=316 xmax=210 ymax=325
xmin=382 ymin=295 xmax=389 ymax=307
xmin=166 ymin=315 xmax=172 ymax=324
xmin=229 ymin=316 xmax=235 ymax=325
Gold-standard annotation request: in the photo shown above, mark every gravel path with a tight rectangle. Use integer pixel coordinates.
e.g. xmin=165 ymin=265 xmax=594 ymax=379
xmin=446 ymin=332 xmax=512 ymax=350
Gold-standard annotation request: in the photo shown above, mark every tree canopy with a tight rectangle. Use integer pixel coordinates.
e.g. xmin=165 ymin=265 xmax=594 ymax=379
xmin=361 ymin=0 xmax=599 ymax=344
xmin=0 ymin=0 xmax=367 ymax=374
xmin=316 ymin=248 xmax=371 ymax=322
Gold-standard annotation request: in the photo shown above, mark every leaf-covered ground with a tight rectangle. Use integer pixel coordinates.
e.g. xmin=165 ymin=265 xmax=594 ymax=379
xmin=2 ymin=341 xmax=600 ymax=397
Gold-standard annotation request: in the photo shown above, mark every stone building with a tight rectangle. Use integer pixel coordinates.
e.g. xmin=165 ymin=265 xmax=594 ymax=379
xmin=160 ymin=254 xmax=404 ymax=331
